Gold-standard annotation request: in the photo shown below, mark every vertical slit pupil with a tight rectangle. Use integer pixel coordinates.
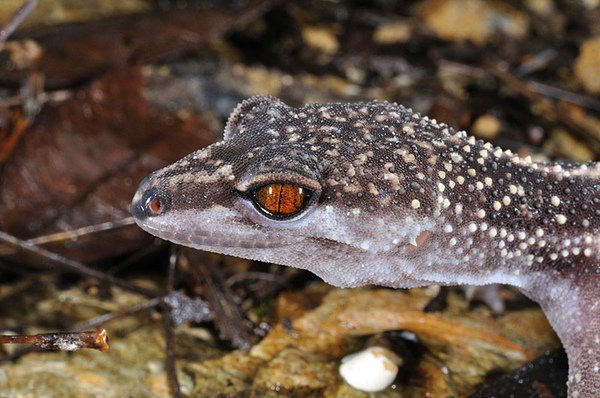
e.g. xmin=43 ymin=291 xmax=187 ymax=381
xmin=254 ymin=183 xmax=307 ymax=217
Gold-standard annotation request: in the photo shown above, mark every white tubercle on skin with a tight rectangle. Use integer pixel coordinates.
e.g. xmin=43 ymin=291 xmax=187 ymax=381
xmin=339 ymin=346 xmax=402 ymax=392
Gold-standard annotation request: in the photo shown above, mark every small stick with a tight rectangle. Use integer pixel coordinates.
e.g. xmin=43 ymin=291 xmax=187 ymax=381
xmin=0 ymin=299 xmax=162 ymax=362
xmin=0 ymin=230 xmax=158 ymax=298
xmin=0 ymin=0 xmax=38 ymax=49
xmin=0 ymin=329 xmax=108 ymax=352
xmin=528 ymin=81 xmax=600 ymax=113
xmin=72 ymin=297 xmax=162 ymax=332
xmin=226 ymin=270 xmax=286 ymax=288
xmin=162 ymin=248 xmax=182 ymax=398
xmin=0 ymin=217 xmax=137 ymax=256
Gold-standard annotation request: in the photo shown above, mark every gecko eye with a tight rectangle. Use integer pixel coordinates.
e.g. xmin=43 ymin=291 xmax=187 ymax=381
xmin=251 ymin=183 xmax=311 ymax=219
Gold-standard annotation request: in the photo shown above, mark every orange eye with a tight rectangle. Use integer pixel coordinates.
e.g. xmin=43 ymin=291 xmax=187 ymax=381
xmin=253 ymin=183 xmax=309 ymax=218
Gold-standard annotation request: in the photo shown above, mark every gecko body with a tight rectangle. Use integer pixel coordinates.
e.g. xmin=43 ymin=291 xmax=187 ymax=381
xmin=131 ymin=95 xmax=599 ymax=397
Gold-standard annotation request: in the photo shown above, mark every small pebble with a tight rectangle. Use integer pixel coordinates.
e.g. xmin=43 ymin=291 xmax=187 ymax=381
xmin=472 ymin=114 xmax=501 ymax=140
xmin=574 ymin=35 xmax=600 ymax=93
xmin=301 ymin=26 xmax=339 ymax=55
xmin=373 ymin=20 xmax=412 ymax=44
xmin=339 ymin=346 xmax=402 ymax=392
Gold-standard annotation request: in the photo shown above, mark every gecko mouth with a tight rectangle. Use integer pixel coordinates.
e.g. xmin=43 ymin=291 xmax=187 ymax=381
xmin=186 ymin=229 xmax=300 ymax=249
xmin=137 ymin=222 xmax=300 ymax=249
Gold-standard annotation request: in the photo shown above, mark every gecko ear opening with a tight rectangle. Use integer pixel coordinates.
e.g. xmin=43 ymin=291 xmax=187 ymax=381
xmin=223 ymin=95 xmax=286 ymax=141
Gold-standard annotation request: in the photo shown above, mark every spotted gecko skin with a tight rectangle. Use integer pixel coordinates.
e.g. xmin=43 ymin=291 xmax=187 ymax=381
xmin=131 ymin=95 xmax=599 ymax=397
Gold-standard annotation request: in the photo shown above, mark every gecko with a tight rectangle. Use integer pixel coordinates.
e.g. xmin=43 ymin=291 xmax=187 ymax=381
xmin=131 ymin=95 xmax=599 ymax=397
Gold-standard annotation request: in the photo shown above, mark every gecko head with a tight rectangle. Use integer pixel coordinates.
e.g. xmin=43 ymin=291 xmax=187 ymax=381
xmin=131 ymin=95 xmax=327 ymax=250
xmin=131 ymin=95 xmax=441 ymax=287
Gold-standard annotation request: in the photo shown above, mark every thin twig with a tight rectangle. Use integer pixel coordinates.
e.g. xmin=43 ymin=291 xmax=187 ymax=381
xmin=0 ymin=0 xmax=38 ymax=49
xmin=515 ymin=48 xmax=557 ymax=77
xmin=162 ymin=248 xmax=182 ymax=398
xmin=0 ymin=89 xmax=71 ymax=109
xmin=106 ymin=241 xmax=167 ymax=275
xmin=439 ymin=59 xmax=600 ymax=113
xmin=528 ymin=81 xmax=600 ymax=113
xmin=0 ymin=230 xmax=158 ymax=297
xmin=0 ymin=329 xmax=108 ymax=352
xmin=487 ymin=63 xmax=600 ymax=148
xmin=0 ymin=217 xmax=137 ymax=256
xmin=225 ymin=271 xmax=286 ymax=288
xmin=0 ymin=298 xmax=162 ymax=362
xmin=190 ymin=252 xmax=252 ymax=350
xmin=166 ymin=248 xmax=177 ymax=292
xmin=72 ymin=297 xmax=162 ymax=332
xmin=439 ymin=59 xmax=600 ymax=148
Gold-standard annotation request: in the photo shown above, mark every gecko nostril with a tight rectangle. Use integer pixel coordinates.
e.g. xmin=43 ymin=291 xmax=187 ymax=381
xmin=141 ymin=188 xmax=167 ymax=217
xmin=131 ymin=181 xmax=170 ymax=220
xmin=146 ymin=194 xmax=163 ymax=215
